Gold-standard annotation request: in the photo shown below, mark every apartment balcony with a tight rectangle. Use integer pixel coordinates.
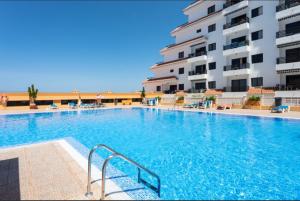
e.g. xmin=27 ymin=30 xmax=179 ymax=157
xmin=187 ymin=52 xmax=207 ymax=63
xmin=223 ymin=87 xmax=249 ymax=92
xmin=276 ymin=57 xmax=300 ymax=72
xmin=223 ymin=63 xmax=250 ymax=77
xmin=222 ymin=0 xmax=248 ymax=15
xmin=276 ymin=1 xmax=300 ymax=20
xmin=223 ymin=40 xmax=250 ymax=56
xmin=223 ymin=18 xmax=249 ymax=35
xmin=276 ymin=30 xmax=300 ymax=46
xmin=188 ymin=70 xmax=207 ymax=81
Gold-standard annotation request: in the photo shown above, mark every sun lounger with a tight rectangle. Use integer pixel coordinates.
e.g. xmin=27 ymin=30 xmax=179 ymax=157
xmin=96 ymin=103 xmax=105 ymax=108
xmin=271 ymin=105 xmax=289 ymax=113
xmin=217 ymin=104 xmax=231 ymax=110
xmin=68 ymin=102 xmax=77 ymax=109
xmin=79 ymin=103 xmax=88 ymax=109
xmin=183 ymin=103 xmax=198 ymax=108
xmin=49 ymin=103 xmax=58 ymax=110
xmin=199 ymin=101 xmax=212 ymax=109
xmin=217 ymin=105 xmax=225 ymax=110
xmin=198 ymin=102 xmax=206 ymax=109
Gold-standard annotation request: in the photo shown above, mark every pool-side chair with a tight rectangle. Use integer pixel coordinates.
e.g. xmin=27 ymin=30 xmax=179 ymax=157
xmin=49 ymin=103 xmax=58 ymax=110
xmin=271 ymin=105 xmax=290 ymax=113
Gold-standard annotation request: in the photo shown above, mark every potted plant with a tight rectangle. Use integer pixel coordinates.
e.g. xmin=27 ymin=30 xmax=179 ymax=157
xmin=0 ymin=95 xmax=8 ymax=108
xmin=206 ymin=96 xmax=216 ymax=104
xmin=28 ymin=84 xmax=39 ymax=109
xmin=247 ymin=95 xmax=261 ymax=106
xmin=176 ymin=96 xmax=184 ymax=104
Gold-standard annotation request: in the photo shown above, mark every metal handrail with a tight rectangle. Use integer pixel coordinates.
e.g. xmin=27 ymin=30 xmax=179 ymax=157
xmin=223 ymin=0 xmax=243 ymax=9
xmin=188 ymin=51 xmax=207 ymax=58
xmin=85 ymin=144 xmax=161 ymax=200
xmin=224 ymin=63 xmax=250 ymax=71
xmin=276 ymin=1 xmax=300 ymax=12
xmin=223 ymin=17 xmax=249 ymax=30
xmin=188 ymin=70 xmax=207 ymax=76
xmin=223 ymin=40 xmax=249 ymax=50
xmin=276 ymin=30 xmax=300 ymax=38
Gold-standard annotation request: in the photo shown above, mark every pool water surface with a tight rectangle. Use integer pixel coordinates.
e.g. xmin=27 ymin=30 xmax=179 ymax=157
xmin=0 ymin=108 xmax=299 ymax=200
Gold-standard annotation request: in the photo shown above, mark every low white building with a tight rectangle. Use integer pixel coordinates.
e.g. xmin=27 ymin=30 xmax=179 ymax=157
xmin=143 ymin=0 xmax=300 ymax=95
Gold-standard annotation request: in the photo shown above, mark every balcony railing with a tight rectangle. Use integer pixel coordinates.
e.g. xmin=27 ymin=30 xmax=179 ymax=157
xmin=276 ymin=30 xmax=300 ymax=38
xmin=224 ymin=86 xmax=249 ymax=92
xmin=265 ymin=85 xmax=300 ymax=91
xmin=187 ymin=88 xmax=207 ymax=93
xmin=223 ymin=40 xmax=249 ymax=50
xmin=223 ymin=17 xmax=249 ymax=30
xmin=223 ymin=63 xmax=250 ymax=71
xmin=223 ymin=0 xmax=244 ymax=9
xmin=277 ymin=57 xmax=300 ymax=64
xmin=188 ymin=51 xmax=207 ymax=58
xmin=188 ymin=70 xmax=207 ymax=76
xmin=276 ymin=1 xmax=300 ymax=12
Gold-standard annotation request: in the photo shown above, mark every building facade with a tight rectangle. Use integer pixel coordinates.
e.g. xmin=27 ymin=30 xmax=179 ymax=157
xmin=143 ymin=0 xmax=300 ymax=94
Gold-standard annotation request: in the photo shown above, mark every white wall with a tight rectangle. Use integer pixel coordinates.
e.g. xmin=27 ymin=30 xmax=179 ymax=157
xmin=248 ymin=0 xmax=279 ymax=88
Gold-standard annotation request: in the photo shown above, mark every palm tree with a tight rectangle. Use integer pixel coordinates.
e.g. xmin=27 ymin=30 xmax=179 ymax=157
xmin=28 ymin=84 xmax=38 ymax=108
xmin=141 ymin=87 xmax=146 ymax=104
xmin=141 ymin=87 xmax=146 ymax=99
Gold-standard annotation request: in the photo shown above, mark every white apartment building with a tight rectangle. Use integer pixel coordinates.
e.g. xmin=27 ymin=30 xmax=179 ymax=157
xmin=143 ymin=0 xmax=300 ymax=94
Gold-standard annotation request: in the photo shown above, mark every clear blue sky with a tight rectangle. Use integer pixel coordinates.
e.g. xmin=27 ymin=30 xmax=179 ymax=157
xmin=0 ymin=0 xmax=192 ymax=92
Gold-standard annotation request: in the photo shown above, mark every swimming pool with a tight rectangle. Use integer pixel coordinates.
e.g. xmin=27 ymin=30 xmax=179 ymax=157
xmin=0 ymin=108 xmax=299 ymax=200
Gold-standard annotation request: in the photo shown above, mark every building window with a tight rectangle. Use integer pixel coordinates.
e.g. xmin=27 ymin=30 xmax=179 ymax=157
xmin=251 ymin=6 xmax=263 ymax=18
xmin=207 ymin=5 xmax=215 ymax=15
xmin=196 ymin=28 xmax=201 ymax=33
xmin=208 ymin=62 xmax=216 ymax=70
xmin=208 ymin=81 xmax=216 ymax=89
xmin=178 ymin=51 xmax=184 ymax=59
xmin=208 ymin=43 xmax=216 ymax=51
xmin=208 ymin=24 xmax=216 ymax=33
xmin=178 ymin=84 xmax=184 ymax=91
xmin=251 ymin=30 xmax=263 ymax=41
xmin=156 ymin=86 xmax=161 ymax=91
xmin=252 ymin=53 xmax=263 ymax=63
xmin=179 ymin=67 xmax=184 ymax=74
xmin=170 ymin=69 xmax=174 ymax=73
xmin=251 ymin=77 xmax=263 ymax=87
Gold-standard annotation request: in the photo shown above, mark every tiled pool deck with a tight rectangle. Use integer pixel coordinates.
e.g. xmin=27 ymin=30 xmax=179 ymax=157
xmin=0 ymin=138 xmax=158 ymax=200
xmin=0 ymin=140 xmax=102 ymax=200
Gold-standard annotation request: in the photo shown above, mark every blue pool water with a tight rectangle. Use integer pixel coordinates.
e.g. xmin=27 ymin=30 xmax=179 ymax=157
xmin=0 ymin=108 xmax=299 ymax=200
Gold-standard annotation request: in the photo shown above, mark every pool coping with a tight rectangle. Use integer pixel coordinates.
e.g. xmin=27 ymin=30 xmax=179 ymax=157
xmin=145 ymin=106 xmax=300 ymax=121
xmin=58 ymin=139 xmax=133 ymax=200
xmin=1 ymin=106 xmax=300 ymax=121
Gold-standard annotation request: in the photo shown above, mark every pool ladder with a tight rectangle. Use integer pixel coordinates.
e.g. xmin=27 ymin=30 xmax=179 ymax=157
xmin=85 ymin=144 xmax=161 ymax=200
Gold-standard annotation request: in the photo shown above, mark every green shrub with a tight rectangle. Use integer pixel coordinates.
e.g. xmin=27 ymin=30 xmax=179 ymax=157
xmin=248 ymin=95 xmax=261 ymax=102
xmin=206 ymin=96 xmax=216 ymax=102
xmin=177 ymin=96 xmax=184 ymax=101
